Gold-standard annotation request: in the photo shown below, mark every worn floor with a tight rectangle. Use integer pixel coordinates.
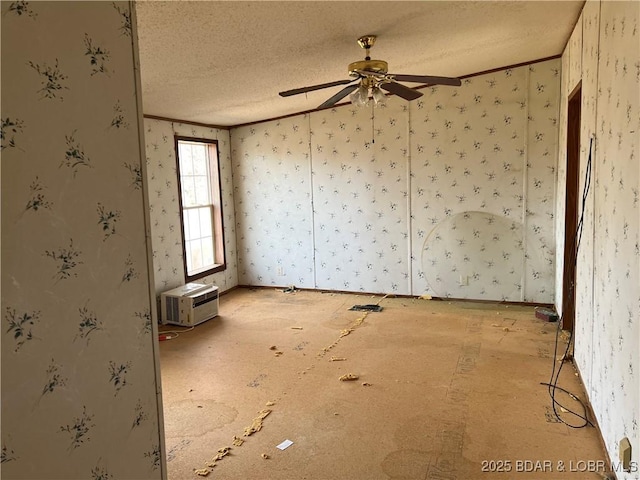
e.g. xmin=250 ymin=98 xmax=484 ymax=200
xmin=158 ymin=288 xmax=609 ymax=480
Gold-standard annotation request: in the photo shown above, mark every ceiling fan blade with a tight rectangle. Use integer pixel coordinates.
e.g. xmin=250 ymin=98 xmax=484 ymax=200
xmin=380 ymin=81 xmax=423 ymax=101
xmin=279 ymin=79 xmax=354 ymax=97
xmin=391 ymin=74 xmax=462 ymax=86
xmin=317 ymin=83 xmax=359 ymax=109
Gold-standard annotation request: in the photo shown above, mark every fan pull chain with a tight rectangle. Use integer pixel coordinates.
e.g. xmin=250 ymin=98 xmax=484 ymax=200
xmin=371 ymin=101 xmax=375 ymax=144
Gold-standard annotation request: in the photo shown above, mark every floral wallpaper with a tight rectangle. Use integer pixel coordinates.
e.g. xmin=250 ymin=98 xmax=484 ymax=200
xmin=558 ymin=1 xmax=639 ymax=478
xmin=310 ymin=101 xmax=410 ymax=294
xmin=143 ymin=118 xmax=238 ymax=300
xmin=1 ymin=2 xmax=164 ymax=479
xmin=411 ymin=62 xmax=559 ymax=301
xmin=232 ymin=115 xmax=315 ymax=288
xmin=573 ymin=4 xmax=599 ymax=397
xmin=232 ymin=59 xmax=560 ymax=302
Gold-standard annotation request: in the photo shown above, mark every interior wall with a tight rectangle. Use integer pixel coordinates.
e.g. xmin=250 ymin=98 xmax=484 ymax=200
xmin=143 ymin=118 xmax=238 ymax=297
xmin=231 ymin=59 xmax=560 ymax=302
xmin=410 ymin=63 xmax=559 ymax=301
xmin=1 ymin=2 xmax=164 ymax=478
xmin=231 ymin=115 xmax=316 ymax=288
xmin=310 ymin=100 xmax=411 ymax=293
xmin=558 ymin=1 xmax=639 ymax=476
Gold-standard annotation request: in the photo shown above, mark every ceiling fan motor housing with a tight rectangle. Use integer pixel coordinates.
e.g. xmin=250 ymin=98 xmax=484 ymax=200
xmin=348 ymin=59 xmax=388 ymax=78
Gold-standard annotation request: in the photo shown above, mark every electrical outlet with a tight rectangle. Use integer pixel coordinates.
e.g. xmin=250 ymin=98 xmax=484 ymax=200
xmin=459 ymin=275 xmax=469 ymax=286
xmin=620 ymin=437 xmax=631 ymax=472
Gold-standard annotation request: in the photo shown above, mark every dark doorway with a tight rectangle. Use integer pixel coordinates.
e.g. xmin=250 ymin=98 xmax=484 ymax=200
xmin=562 ymin=83 xmax=581 ymax=332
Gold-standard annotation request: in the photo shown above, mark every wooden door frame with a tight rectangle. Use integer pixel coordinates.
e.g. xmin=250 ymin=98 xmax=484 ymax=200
xmin=562 ymin=82 xmax=582 ymax=332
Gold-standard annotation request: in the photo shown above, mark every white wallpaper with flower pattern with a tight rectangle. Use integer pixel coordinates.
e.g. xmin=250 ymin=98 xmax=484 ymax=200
xmin=232 ymin=59 xmax=560 ymax=302
xmin=143 ymin=118 xmax=238 ymax=300
xmin=1 ymin=2 xmax=164 ymax=479
xmin=411 ymin=63 xmax=559 ymax=301
xmin=557 ymin=1 xmax=639 ymax=478
xmin=232 ymin=115 xmax=316 ymax=288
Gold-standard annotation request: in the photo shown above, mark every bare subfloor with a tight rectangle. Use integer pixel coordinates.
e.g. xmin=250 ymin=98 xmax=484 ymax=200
xmin=159 ymin=288 xmax=608 ymax=480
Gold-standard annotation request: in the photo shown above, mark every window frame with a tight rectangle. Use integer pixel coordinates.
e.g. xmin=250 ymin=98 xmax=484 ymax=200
xmin=174 ymin=135 xmax=226 ymax=282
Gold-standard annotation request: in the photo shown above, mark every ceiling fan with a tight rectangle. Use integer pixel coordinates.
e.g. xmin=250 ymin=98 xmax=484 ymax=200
xmin=279 ymin=35 xmax=462 ymax=109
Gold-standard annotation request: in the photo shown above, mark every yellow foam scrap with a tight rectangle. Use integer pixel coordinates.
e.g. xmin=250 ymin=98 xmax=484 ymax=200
xmin=194 ymin=468 xmax=211 ymax=476
xmin=339 ymin=373 xmax=359 ymax=381
xmin=318 ymin=313 xmax=368 ymax=357
xmin=205 ymin=461 xmax=217 ymax=468
xmin=232 ymin=435 xmax=244 ymax=446
xmin=258 ymin=409 xmax=272 ymax=419
xmin=419 ymin=294 xmax=432 ymax=300
xmin=212 ymin=446 xmax=231 ymax=461
xmin=266 ymin=401 xmax=275 ymax=406
xmin=243 ymin=409 xmax=272 ymax=436
xmin=261 ymin=453 xmax=270 ymax=459
xmin=330 ymin=356 xmax=346 ymax=362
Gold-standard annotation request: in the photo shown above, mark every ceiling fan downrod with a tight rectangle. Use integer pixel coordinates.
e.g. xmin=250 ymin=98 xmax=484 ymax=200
xmin=349 ymin=35 xmax=388 ymax=78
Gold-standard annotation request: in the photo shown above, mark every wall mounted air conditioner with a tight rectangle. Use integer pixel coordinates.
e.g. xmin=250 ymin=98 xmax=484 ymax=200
xmin=160 ymin=283 xmax=219 ymax=326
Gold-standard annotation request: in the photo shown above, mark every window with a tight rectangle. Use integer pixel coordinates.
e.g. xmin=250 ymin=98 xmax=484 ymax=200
xmin=175 ymin=136 xmax=225 ymax=281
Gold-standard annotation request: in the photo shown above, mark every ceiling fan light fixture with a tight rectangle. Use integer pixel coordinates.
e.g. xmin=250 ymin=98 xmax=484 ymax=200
xmin=372 ymin=85 xmax=387 ymax=106
xmin=350 ymin=83 xmax=369 ymax=107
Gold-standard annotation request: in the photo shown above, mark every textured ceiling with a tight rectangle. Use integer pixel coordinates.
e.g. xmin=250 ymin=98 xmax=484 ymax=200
xmin=135 ymin=1 xmax=583 ymax=127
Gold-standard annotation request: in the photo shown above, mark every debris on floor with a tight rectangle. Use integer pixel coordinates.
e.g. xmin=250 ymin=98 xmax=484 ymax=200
xmin=349 ymin=304 xmax=383 ymax=312
xmin=318 ymin=312 xmax=369 ymax=358
xmin=419 ymin=294 xmax=433 ymax=300
xmin=213 ymin=446 xmax=231 ymax=460
xmin=291 ymin=326 xmax=304 ymax=330
xmin=282 ymin=286 xmax=298 ymax=293
xmin=339 ymin=373 xmax=360 ymax=381
xmin=269 ymin=345 xmax=277 ymax=350
xmin=276 ymin=439 xmax=294 ymax=450
xmin=261 ymin=453 xmax=270 ymax=459
xmin=266 ymin=400 xmax=275 ymax=406
xmin=274 ymin=351 xmax=283 ymax=356
xmin=194 ymin=445 xmax=233 ymax=476
xmin=340 ymin=328 xmax=354 ymax=338
xmin=330 ymin=356 xmax=347 ymax=362
xmin=244 ymin=409 xmax=272 ymax=436
xmin=535 ymin=307 xmax=559 ymax=322
xmin=362 ymin=382 xmax=372 ymax=387
xmin=232 ymin=436 xmax=244 ymax=446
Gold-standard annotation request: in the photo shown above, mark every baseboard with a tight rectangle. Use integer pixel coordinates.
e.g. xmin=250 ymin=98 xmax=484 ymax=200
xmin=234 ymin=284 xmax=555 ymax=308
xmin=573 ymin=361 xmax=617 ymax=480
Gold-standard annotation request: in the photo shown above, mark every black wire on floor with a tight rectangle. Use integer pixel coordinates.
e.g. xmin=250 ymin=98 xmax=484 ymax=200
xmin=541 ymin=136 xmax=595 ymax=429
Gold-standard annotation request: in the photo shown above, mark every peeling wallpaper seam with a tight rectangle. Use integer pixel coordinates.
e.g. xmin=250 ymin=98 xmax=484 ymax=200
xmin=522 ymin=66 xmax=531 ymax=302
xmin=406 ymin=103 xmax=414 ymax=295
xmin=308 ymin=113 xmax=318 ymax=289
